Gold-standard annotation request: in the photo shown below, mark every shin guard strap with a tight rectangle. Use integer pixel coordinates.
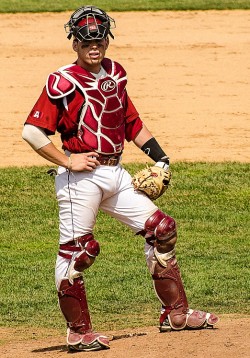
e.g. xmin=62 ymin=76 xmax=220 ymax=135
xmin=153 ymin=248 xmax=176 ymax=267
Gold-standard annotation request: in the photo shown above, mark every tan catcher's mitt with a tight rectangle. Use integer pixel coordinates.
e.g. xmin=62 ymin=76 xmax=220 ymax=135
xmin=132 ymin=165 xmax=171 ymax=200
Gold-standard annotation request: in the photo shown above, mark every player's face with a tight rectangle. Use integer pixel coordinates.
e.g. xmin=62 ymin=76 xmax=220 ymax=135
xmin=73 ymin=38 xmax=109 ymax=73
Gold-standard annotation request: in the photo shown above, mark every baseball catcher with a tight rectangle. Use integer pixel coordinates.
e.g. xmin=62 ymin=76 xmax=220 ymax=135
xmin=22 ymin=5 xmax=219 ymax=353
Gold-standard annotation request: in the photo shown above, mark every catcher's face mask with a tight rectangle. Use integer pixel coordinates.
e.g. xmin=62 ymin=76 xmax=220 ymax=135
xmin=64 ymin=5 xmax=115 ymax=42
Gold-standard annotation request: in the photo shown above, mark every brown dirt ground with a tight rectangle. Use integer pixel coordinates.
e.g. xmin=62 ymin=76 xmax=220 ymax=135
xmin=0 ymin=315 xmax=249 ymax=358
xmin=0 ymin=10 xmax=249 ymax=357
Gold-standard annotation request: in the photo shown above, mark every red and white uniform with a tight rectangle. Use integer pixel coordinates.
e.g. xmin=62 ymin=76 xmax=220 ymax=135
xmin=26 ymin=58 xmax=142 ymax=154
xmin=24 ymin=58 xmax=218 ymax=337
xmin=25 ymin=58 xmax=157 ymax=288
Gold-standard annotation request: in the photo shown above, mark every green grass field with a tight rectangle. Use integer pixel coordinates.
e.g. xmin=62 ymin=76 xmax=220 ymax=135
xmin=0 ymin=0 xmax=250 ymax=13
xmin=0 ymin=0 xmax=249 ymax=335
xmin=0 ymin=163 xmax=249 ymax=332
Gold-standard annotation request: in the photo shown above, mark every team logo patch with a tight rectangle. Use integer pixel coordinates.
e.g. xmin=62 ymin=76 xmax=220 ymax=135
xmin=101 ymin=79 xmax=116 ymax=92
xmin=30 ymin=110 xmax=43 ymax=119
xmin=89 ymin=24 xmax=98 ymax=31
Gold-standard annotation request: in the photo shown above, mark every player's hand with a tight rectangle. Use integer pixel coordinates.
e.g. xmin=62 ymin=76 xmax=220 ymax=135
xmin=68 ymin=152 xmax=100 ymax=172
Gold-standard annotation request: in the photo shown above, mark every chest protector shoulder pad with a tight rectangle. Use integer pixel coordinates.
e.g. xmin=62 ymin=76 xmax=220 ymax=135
xmin=46 ymin=65 xmax=76 ymax=99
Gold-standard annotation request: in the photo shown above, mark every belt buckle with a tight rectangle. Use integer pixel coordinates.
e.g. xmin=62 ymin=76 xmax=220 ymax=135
xmin=99 ymin=155 xmax=119 ymax=166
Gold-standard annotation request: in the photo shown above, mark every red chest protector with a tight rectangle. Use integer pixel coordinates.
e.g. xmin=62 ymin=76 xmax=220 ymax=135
xmin=46 ymin=59 xmax=127 ymax=155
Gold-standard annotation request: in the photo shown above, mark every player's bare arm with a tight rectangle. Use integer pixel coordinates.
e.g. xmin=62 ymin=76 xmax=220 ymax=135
xmin=22 ymin=124 xmax=100 ymax=171
xmin=133 ymin=124 xmax=153 ymax=148
xmin=37 ymin=143 xmax=100 ymax=172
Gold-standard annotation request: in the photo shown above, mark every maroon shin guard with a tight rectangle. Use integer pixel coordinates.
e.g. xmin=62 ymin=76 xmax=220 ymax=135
xmin=153 ymin=256 xmax=219 ymax=330
xmin=153 ymin=256 xmax=189 ymax=330
xmin=58 ymin=277 xmax=110 ymax=350
xmin=58 ymin=277 xmax=92 ymax=337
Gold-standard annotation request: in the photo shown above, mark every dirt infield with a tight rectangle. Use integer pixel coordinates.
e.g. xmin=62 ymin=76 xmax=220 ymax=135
xmin=0 ymin=315 xmax=249 ymax=357
xmin=0 ymin=10 xmax=249 ymax=167
xmin=0 ymin=10 xmax=249 ymax=358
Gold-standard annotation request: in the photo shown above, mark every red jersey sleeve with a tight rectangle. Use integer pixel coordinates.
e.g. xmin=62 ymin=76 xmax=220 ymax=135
xmin=25 ymin=87 xmax=61 ymax=135
xmin=124 ymin=93 xmax=143 ymax=142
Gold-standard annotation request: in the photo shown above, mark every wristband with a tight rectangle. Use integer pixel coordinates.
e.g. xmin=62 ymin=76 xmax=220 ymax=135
xmin=141 ymin=137 xmax=169 ymax=164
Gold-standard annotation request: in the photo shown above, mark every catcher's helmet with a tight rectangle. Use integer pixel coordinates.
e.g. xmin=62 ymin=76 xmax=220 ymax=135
xmin=64 ymin=5 xmax=115 ymax=41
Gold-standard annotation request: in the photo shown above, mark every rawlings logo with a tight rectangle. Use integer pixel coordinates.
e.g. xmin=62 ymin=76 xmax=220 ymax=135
xmin=101 ymin=80 xmax=116 ymax=92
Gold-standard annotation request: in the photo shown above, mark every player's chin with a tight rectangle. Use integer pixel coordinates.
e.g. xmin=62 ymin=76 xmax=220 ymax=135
xmin=89 ymin=57 xmax=102 ymax=64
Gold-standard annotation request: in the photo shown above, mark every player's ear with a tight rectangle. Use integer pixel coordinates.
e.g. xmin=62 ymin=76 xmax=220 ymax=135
xmin=72 ymin=38 xmax=78 ymax=52
xmin=105 ymin=37 xmax=109 ymax=50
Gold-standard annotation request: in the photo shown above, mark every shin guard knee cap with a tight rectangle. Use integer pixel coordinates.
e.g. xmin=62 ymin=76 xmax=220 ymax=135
xmin=145 ymin=210 xmax=176 ymax=240
xmin=85 ymin=240 xmax=100 ymax=257
xmin=78 ymin=234 xmax=100 ymax=257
